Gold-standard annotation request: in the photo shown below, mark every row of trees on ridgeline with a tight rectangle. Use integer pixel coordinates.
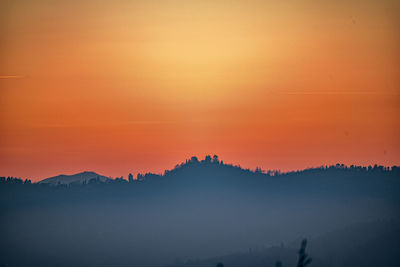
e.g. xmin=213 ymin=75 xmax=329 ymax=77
xmin=1 ymin=155 xmax=399 ymax=186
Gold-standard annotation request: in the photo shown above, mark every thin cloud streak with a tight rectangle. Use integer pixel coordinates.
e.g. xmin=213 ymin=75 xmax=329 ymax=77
xmin=279 ymin=91 xmax=399 ymax=95
xmin=0 ymin=75 xmax=24 ymax=79
xmin=30 ymin=121 xmax=176 ymax=129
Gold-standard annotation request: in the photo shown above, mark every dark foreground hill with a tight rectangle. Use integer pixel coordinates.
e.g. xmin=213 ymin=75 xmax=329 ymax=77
xmin=1 ymin=156 xmax=399 ymax=267
xmin=166 ymin=220 xmax=400 ymax=267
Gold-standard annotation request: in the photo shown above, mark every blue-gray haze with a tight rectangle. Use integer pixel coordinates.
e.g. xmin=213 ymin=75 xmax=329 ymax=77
xmin=1 ymin=157 xmax=399 ymax=267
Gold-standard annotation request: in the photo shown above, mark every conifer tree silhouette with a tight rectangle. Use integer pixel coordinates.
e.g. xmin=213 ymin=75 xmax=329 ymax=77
xmin=297 ymin=239 xmax=312 ymax=267
xmin=275 ymin=239 xmax=312 ymax=267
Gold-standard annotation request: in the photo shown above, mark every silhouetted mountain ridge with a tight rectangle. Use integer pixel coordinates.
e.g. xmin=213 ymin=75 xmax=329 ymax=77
xmin=39 ymin=171 xmax=111 ymax=185
xmin=2 ymin=156 xmax=399 ymax=201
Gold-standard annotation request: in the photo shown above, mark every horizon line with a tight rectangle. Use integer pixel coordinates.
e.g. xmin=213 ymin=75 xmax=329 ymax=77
xmin=1 ymin=155 xmax=399 ymax=182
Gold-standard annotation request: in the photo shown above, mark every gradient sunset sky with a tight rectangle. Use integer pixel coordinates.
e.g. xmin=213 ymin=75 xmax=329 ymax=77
xmin=1 ymin=0 xmax=399 ymax=181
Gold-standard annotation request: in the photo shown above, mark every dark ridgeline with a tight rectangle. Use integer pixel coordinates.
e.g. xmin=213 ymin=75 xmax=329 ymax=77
xmin=217 ymin=238 xmax=311 ymax=267
xmin=1 ymin=156 xmax=400 ymax=267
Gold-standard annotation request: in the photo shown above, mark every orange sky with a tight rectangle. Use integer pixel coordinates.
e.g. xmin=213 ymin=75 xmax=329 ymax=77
xmin=1 ymin=0 xmax=399 ymax=181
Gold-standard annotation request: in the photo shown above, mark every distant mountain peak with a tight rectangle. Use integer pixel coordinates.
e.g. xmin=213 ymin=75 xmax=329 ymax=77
xmin=39 ymin=171 xmax=111 ymax=185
